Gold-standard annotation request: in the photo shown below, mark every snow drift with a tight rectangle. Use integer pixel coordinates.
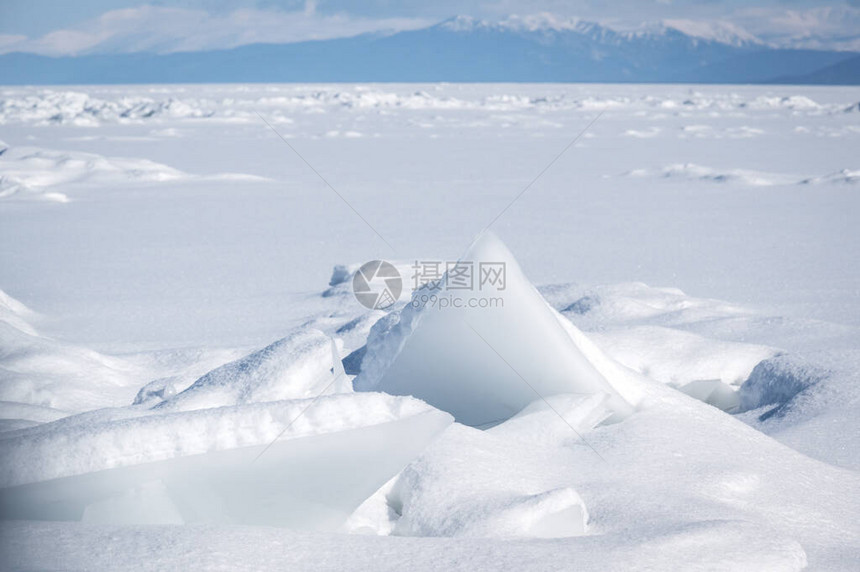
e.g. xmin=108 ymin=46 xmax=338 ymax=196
xmin=0 ymin=290 xmax=144 ymax=414
xmin=158 ymin=328 xmax=350 ymax=412
xmin=0 ymin=143 xmax=266 ymax=202
xmin=387 ymin=418 xmax=596 ymax=539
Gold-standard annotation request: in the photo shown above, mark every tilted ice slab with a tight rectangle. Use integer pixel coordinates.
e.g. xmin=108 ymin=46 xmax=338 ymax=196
xmin=0 ymin=392 xmax=452 ymax=530
xmin=0 ymin=310 xmax=452 ymax=529
xmin=355 ymin=233 xmax=635 ymax=427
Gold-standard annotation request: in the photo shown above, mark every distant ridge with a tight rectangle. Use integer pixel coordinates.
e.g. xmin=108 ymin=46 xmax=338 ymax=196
xmin=770 ymin=54 xmax=860 ymax=85
xmin=1 ymin=16 xmax=858 ymax=85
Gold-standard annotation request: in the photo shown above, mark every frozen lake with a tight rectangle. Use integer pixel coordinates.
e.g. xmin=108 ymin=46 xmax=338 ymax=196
xmin=1 ymin=83 xmax=858 ymax=351
xmin=2 ymin=83 xmax=859 ymax=570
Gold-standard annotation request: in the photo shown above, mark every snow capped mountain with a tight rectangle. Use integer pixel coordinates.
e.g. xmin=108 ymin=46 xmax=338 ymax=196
xmin=431 ymin=10 xmax=859 ymax=51
xmin=439 ymin=14 xmax=596 ymax=35
xmin=438 ymin=13 xmax=763 ymax=49
xmin=640 ymin=19 xmax=764 ymax=48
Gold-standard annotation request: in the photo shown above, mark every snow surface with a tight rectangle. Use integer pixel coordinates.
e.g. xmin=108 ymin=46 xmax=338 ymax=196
xmin=1 ymin=83 xmax=859 ymax=570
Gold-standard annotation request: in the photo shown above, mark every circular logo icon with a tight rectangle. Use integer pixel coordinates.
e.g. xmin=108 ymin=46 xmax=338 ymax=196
xmin=352 ymin=260 xmax=402 ymax=310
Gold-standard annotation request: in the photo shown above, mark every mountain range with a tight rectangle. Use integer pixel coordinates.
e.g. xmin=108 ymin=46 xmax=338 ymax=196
xmin=1 ymin=15 xmax=858 ymax=85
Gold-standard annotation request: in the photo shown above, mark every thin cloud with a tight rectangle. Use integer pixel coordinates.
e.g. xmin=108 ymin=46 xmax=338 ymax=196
xmin=0 ymin=5 xmax=434 ymax=56
xmin=733 ymin=5 xmax=860 ymax=50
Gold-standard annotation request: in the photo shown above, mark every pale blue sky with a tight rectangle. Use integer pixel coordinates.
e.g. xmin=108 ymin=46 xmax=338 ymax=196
xmin=1 ymin=0 xmax=858 ymax=55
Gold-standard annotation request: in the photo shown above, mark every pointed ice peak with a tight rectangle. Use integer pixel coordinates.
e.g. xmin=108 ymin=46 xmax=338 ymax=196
xmin=356 ymin=233 xmax=635 ymax=427
xmin=461 ymin=230 xmax=514 ymax=265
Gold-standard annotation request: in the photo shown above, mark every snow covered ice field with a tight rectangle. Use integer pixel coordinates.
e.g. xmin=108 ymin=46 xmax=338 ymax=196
xmin=1 ymin=83 xmax=860 ymax=570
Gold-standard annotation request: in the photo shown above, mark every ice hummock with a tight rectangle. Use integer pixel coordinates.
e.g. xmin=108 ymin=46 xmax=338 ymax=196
xmin=355 ymin=233 xmax=635 ymax=427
